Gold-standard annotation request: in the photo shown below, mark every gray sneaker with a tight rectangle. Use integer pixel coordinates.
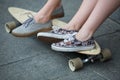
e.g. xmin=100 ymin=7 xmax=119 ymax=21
xmin=12 ymin=18 xmax=52 ymax=37
xmin=12 ymin=5 xmax=64 ymax=37
xmin=37 ymin=26 xmax=78 ymax=39
xmin=51 ymin=33 xmax=95 ymax=52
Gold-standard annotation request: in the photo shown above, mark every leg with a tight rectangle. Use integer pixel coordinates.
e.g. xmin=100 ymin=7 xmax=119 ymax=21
xmin=37 ymin=0 xmax=98 ymax=39
xmin=64 ymin=0 xmax=98 ymax=30
xmin=51 ymin=0 xmax=120 ymax=52
xmin=76 ymin=0 xmax=120 ymax=41
xmin=34 ymin=0 xmax=61 ymax=23
xmin=12 ymin=0 xmax=63 ymax=37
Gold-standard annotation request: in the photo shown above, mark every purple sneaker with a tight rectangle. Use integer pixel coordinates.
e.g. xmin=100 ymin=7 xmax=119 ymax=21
xmin=51 ymin=33 xmax=95 ymax=52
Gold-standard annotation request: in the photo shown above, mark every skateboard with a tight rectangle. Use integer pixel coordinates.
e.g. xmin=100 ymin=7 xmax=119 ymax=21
xmin=5 ymin=7 xmax=112 ymax=71
xmin=49 ymin=19 xmax=112 ymax=72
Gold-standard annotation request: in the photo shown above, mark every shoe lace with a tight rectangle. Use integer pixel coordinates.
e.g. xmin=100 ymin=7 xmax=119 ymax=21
xmin=23 ymin=18 xmax=33 ymax=28
xmin=64 ymin=32 xmax=77 ymax=43
xmin=21 ymin=12 xmax=34 ymax=28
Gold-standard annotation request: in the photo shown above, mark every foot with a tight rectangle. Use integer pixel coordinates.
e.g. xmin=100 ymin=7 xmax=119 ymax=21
xmin=12 ymin=5 xmax=64 ymax=37
xmin=62 ymin=23 xmax=80 ymax=31
xmin=34 ymin=5 xmax=64 ymax=23
xmin=37 ymin=26 xmax=78 ymax=39
xmin=51 ymin=33 xmax=95 ymax=52
xmin=12 ymin=18 xmax=52 ymax=37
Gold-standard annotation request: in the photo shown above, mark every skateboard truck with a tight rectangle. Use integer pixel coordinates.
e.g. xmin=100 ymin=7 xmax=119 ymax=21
xmin=69 ymin=48 xmax=112 ymax=72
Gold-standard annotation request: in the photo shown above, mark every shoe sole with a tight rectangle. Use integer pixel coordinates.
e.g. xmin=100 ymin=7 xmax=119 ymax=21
xmin=12 ymin=27 xmax=52 ymax=37
xmin=51 ymin=44 xmax=95 ymax=52
xmin=37 ymin=32 xmax=69 ymax=39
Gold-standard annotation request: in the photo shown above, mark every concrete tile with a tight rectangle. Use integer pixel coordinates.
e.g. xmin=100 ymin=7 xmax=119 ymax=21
xmin=0 ymin=0 xmax=120 ymax=80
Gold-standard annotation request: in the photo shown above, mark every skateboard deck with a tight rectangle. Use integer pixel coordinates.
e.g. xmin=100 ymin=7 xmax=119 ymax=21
xmin=6 ymin=7 xmax=111 ymax=71
xmin=8 ymin=7 xmax=36 ymax=23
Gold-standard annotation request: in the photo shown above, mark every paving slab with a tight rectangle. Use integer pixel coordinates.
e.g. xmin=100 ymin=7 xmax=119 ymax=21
xmin=110 ymin=8 xmax=120 ymax=24
xmin=0 ymin=0 xmax=120 ymax=80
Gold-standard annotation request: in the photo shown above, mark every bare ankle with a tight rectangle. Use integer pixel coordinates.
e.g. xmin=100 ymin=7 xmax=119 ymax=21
xmin=63 ymin=23 xmax=80 ymax=31
xmin=34 ymin=7 xmax=52 ymax=23
xmin=34 ymin=15 xmax=50 ymax=23
xmin=34 ymin=2 xmax=62 ymax=23
xmin=75 ymin=31 xmax=93 ymax=41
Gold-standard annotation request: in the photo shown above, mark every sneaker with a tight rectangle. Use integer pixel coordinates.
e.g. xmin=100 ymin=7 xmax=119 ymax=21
xmin=12 ymin=18 xmax=52 ymax=37
xmin=37 ymin=26 xmax=78 ymax=39
xmin=12 ymin=5 xmax=64 ymax=37
xmin=51 ymin=33 xmax=95 ymax=52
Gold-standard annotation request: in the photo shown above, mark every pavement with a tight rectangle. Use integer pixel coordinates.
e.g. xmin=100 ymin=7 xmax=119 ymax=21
xmin=0 ymin=0 xmax=120 ymax=80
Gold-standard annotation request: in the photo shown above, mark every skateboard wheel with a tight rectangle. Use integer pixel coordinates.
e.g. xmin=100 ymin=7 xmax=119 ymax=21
xmin=68 ymin=57 xmax=83 ymax=71
xmin=100 ymin=48 xmax=112 ymax=62
xmin=5 ymin=21 xmax=17 ymax=33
